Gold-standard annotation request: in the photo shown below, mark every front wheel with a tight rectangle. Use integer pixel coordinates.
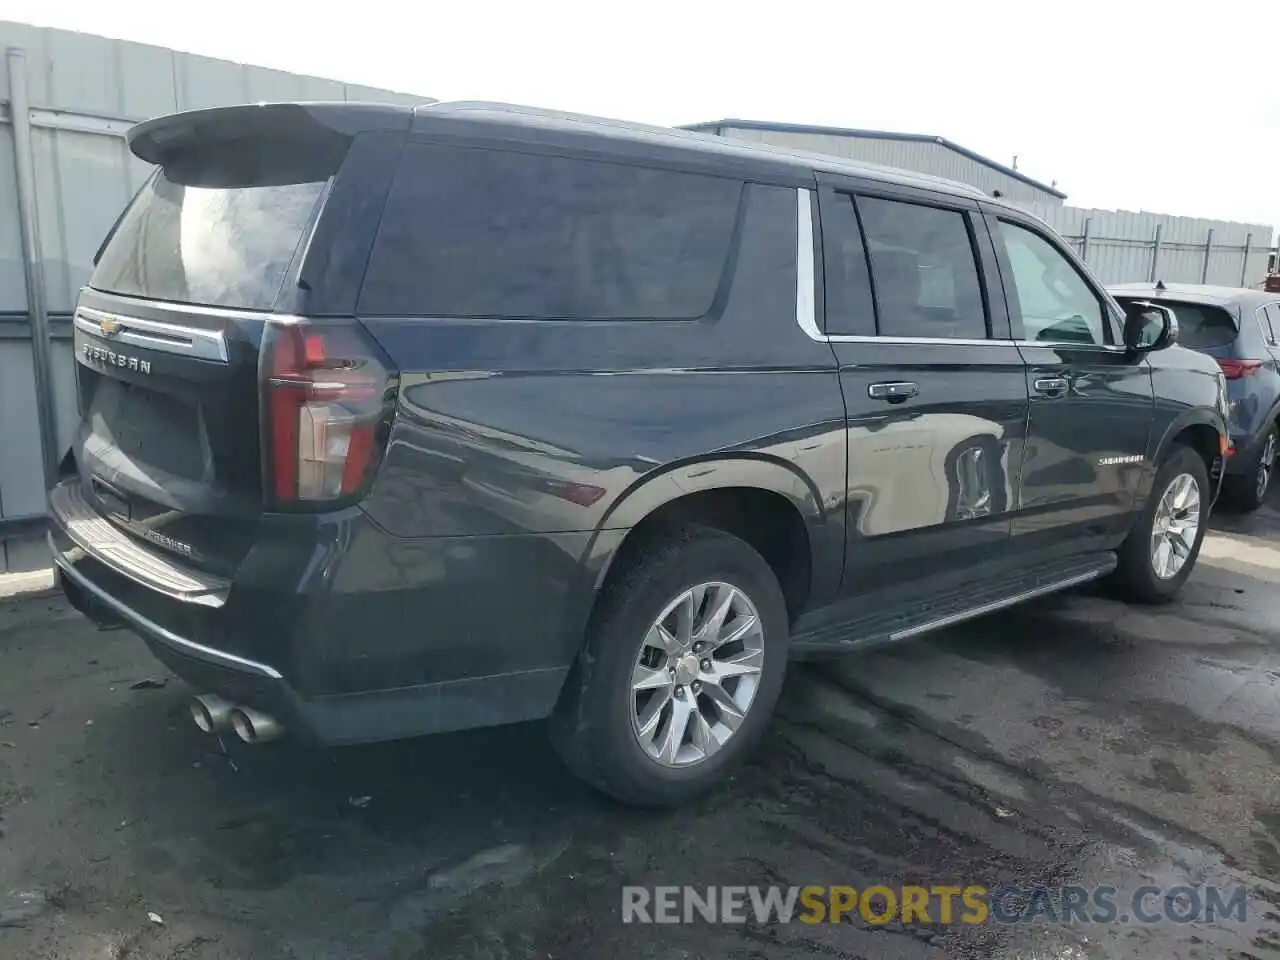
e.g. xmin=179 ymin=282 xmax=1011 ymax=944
xmin=550 ymin=526 xmax=789 ymax=807
xmin=1110 ymin=445 xmax=1210 ymax=603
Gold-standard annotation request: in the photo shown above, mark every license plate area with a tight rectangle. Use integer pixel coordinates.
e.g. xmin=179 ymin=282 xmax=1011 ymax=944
xmin=87 ymin=377 xmax=210 ymax=483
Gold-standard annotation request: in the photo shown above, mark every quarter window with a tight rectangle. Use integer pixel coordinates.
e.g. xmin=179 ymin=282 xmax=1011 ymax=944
xmin=997 ymin=220 xmax=1107 ymax=345
xmin=821 ymin=193 xmax=877 ymax=337
xmin=359 ymin=143 xmax=743 ymax=320
xmin=856 ymin=197 xmax=988 ymax=340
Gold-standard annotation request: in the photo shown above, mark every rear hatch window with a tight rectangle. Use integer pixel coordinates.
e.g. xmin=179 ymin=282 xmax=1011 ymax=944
xmin=91 ymin=139 xmax=335 ymax=310
xmin=1115 ymin=298 xmax=1238 ymax=350
xmin=73 ymin=120 xmax=355 ymax=573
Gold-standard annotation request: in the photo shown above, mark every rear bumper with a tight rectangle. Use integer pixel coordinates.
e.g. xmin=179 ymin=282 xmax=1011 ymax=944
xmin=48 ymin=478 xmax=598 ymax=745
xmin=1225 ymin=426 xmax=1271 ymax=475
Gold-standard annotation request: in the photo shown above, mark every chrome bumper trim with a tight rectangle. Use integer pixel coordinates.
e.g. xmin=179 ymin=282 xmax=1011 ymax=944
xmin=49 ymin=480 xmax=228 ymax=608
xmin=52 ymin=536 xmax=283 ymax=681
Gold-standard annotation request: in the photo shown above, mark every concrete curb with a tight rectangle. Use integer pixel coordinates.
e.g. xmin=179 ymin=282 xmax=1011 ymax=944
xmin=0 ymin=568 xmax=57 ymax=600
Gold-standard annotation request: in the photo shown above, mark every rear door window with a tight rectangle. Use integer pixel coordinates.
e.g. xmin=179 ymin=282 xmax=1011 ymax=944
xmin=856 ymin=196 xmax=988 ymax=340
xmin=358 ymin=143 xmax=743 ymax=319
xmin=91 ymin=143 xmax=336 ymax=310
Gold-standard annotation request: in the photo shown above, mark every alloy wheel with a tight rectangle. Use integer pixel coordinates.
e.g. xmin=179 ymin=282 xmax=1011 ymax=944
xmin=630 ymin=582 xmax=765 ymax=768
xmin=1150 ymin=472 xmax=1202 ymax=580
xmin=1257 ymin=432 xmax=1276 ymax=502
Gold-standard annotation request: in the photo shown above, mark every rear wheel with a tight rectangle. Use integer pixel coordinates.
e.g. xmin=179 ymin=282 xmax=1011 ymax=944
xmin=551 ymin=526 xmax=788 ymax=807
xmin=1110 ymin=445 xmax=1209 ymax=603
xmin=1222 ymin=426 xmax=1277 ymax=512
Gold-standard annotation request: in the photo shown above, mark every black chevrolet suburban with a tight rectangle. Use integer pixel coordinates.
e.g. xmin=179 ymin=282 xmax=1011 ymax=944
xmin=50 ymin=101 xmax=1229 ymax=806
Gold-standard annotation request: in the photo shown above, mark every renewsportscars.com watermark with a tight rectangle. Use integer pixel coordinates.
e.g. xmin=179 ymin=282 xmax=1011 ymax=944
xmin=622 ymin=884 xmax=1248 ymax=926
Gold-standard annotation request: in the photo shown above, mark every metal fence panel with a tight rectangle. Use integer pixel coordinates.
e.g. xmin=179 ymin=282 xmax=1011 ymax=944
xmin=0 ymin=21 xmax=432 ymax=571
xmin=1021 ymin=203 xmax=1275 ymax=288
xmin=0 ymin=125 xmax=23 ymax=310
xmin=34 ymin=127 xmax=136 ymax=312
xmin=0 ymin=341 xmax=46 ymax=521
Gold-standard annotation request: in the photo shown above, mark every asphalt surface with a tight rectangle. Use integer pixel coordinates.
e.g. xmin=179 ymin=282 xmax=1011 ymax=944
xmin=5 ymin=502 xmax=1280 ymax=959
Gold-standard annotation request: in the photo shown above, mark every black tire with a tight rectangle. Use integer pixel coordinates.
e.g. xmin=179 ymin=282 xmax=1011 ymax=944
xmin=550 ymin=525 xmax=789 ymax=808
xmin=1221 ymin=425 xmax=1277 ymax=513
xmin=1110 ymin=445 xmax=1210 ymax=603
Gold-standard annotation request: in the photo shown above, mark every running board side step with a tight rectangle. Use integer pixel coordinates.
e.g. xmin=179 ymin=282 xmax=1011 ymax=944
xmin=790 ymin=553 xmax=1117 ymax=651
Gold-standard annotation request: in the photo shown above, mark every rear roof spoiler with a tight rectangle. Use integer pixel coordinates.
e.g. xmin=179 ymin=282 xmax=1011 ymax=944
xmin=128 ymin=102 xmax=416 ymax=165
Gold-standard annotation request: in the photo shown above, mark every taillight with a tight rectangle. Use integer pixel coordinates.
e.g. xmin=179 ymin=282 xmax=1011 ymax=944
xmin=261 ymin=321 xmax=398 ymax=506
xmin=1216 ymin=358 xmax=1263 ymax=379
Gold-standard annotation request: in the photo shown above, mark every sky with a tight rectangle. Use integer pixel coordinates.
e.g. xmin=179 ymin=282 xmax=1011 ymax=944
xmin=9 ymin=0 xmax=1279 ymax=230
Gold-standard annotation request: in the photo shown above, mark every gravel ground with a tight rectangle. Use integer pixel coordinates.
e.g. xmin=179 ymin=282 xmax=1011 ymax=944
xmin=4 ymin=502 xmax=1280 ymax=960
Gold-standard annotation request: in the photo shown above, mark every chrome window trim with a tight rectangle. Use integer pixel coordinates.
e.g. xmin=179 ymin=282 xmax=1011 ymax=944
xmin=1014 ymin=340 xmax=1129 ymax=353
xmin=825 ymin=334 xmax=1019 ymax=347
xmin=75 ymin=305 xmax=229 ymax=363
xmin=795 ymin=188 xmax=822 ymax=341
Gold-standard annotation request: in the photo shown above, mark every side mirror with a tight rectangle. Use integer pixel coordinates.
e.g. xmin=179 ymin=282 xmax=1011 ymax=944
xmin=1123 ymin=301 xmax=1179 ymax=354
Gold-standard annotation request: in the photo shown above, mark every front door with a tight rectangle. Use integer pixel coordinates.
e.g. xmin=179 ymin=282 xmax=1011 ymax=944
xmin=984 ymin=211 xmax=1155 ymax=555
xmin=817 ymin=181 xmax=1029 ymax=596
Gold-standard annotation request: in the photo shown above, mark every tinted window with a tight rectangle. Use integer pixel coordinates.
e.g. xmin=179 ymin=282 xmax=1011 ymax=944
xmin=1138 ymin=302 xmax=1236 ymax=348
xmin=821 ymin=193 xmax=876 ymax=336
xmin=997 ymin=221 xmax=1106 ymax=345
xmin=857 ymin=197 xmax=987 ymax=340
xmin=359 ymin=144 xmax=743 ymax=319
xmin=92 ymin=155 xmax=331 ymax=310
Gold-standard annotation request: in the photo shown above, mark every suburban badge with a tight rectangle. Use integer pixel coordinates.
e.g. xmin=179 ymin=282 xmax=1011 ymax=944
xmin=81 ymin=341 xmax=151 ymax=374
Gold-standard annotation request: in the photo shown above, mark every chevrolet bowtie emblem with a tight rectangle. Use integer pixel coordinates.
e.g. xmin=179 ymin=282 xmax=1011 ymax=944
xmin=99 ymin=316 xmax=122 ymax=337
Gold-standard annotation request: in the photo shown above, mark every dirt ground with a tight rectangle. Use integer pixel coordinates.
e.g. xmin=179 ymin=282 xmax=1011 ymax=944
xmin=5 ymin=500 xmax=1280 ymax=959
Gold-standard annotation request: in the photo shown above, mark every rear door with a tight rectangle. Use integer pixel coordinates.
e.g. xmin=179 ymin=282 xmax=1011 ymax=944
xmin=69 ymin=107 xmax=402 ymax=575
xmin=816 ymin=177 xmax=1028 ymax=596
xmin=985 ymin=211 xmax=1154 ymax=554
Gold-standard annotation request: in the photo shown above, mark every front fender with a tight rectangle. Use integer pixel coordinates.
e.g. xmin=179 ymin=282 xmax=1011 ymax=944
xmin=1144 ymin=406 xmax=1227 ymax=500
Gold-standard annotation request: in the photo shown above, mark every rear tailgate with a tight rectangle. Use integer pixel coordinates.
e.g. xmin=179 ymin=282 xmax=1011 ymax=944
xmin=71 ymin=290 xmax=271 ymax=576
xmin=68 ymin=103 xmax=407 ymax=577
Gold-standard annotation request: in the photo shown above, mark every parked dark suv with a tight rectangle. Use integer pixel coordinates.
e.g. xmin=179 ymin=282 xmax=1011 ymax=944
xmin=50 ymin=101 xmax=1228 ymax=806
xmin=1110 ymin=282 xmax=1280 ymax=511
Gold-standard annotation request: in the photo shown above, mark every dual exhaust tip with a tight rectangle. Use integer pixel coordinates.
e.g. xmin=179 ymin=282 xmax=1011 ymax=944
xmin=190 ymin=694 xmax=282 ymax=744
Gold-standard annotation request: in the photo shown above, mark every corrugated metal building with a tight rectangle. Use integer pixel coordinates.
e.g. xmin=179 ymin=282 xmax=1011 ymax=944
xmin=688 ymin=118 xmax=1277 ymax=297
xmin=684 ymin=119 xmax=1067 ymax=208
xmin=0 ymin=21 xmax=431 ymax=571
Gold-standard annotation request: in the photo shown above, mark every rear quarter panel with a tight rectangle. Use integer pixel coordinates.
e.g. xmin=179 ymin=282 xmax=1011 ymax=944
xmin=1227 ymin=318 xmax=1280 ymax=446
xmin=355 ymin=183 xmax=847 ymax=646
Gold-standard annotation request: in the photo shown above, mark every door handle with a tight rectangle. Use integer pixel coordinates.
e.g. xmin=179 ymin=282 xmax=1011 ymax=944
xmin=868 ymin=381 xmax=919 ymax=403
xmin=1033 ymin=376 xmax=1069 ymax=397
